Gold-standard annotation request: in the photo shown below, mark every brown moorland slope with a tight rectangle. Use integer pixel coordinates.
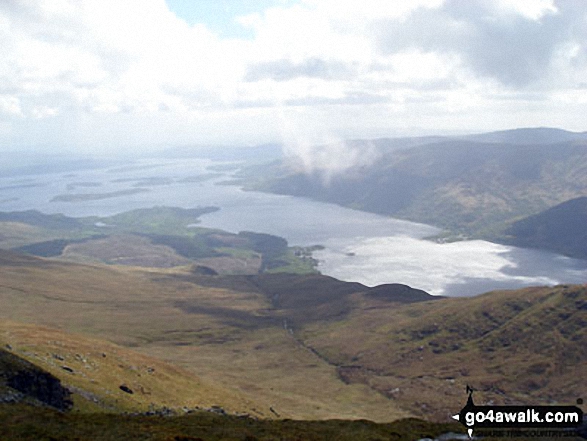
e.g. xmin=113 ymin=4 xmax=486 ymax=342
xmin=0 ymin=321 xmax=259 ymax=415
xmin=1 ymin=249 xmax=585 ymax=422
xmin=299 ymin=284 xmax=587 ymax=420
xmin=0 ymin=250 xmax=410 ymax=421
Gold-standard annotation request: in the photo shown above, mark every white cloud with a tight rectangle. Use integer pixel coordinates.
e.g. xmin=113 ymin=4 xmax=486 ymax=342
xmin=31 ymin=105 xmax=58 ymax=119
xmin=0 ymin=0 xmax=585 ymax=153
xmin=0 ymin=95 xmax=23 ymax=116
xmin=495 ymin=0 xmax=558 ymax=21
xmin=285 ymin=138 xmax=382 ymax=184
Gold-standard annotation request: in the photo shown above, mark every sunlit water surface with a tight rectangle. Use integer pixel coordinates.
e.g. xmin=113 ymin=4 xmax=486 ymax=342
xmin=1 ymin=158 xmax=586 ymax=296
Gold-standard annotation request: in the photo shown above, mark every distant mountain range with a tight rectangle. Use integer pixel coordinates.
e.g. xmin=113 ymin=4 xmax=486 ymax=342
xmin=461 ymin=127 xmax=587 ymax=145
xmin=353 ymin=127 xmax=587 ymax=148
xmin=237 ymin=127 xmax=587 ymax=257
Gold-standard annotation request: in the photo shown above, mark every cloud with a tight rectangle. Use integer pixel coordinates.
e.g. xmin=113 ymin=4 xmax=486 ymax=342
xmin=284 ymin=138 xmax=382 ymax=184
xmin=375 ymin=0 xmax=587 ymax=87
xmin=0 ymin=0 xmax=245 ymax=116
xmin=245 ymin=58 xmax=356 ymax=82
xmin=284 ymin=91 xmax=390 ymax=106
xmin=0 ymin=95 xmax=23 ymax=116
xmin=1 ymin=0 xmax=586 ymax=153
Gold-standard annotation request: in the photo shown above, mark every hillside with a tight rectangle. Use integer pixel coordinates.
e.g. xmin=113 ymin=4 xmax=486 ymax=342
xmin=462 ymin=127 xmax=587 ymax=145
xmin=1 ymin=346 xmax=72 ymax=411
xmin=0 ymin=322 xmax=465 ymax=440
xmin=0 ymin=250 xmax=412 ymax=421
xmin=238 ymin=132 xmax=587 ymax=240
xmin=299 ymin=284 xmax=587 ymax=420
xmin=0 ymin=207 xmax=318 ymax=275
xmin=497 ymin=196 xmax=587 ymax=259
xmin=1 ymin=249 xmax=585 ymax=424
xmin=0 ymin=321 xmax=257 ymax=415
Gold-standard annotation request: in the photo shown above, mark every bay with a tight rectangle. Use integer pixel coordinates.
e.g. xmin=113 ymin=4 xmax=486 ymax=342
xmin=1 ymin=157 xmax=586 ymax=296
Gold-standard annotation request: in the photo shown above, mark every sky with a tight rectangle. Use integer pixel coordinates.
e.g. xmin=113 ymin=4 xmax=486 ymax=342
xmin=1 ymin=0 xmax=587 ymax=155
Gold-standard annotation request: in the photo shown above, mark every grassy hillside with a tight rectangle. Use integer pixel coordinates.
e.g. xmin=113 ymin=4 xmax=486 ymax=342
xmin=0 ymin=207 xmax=318 ymax=274
xmin=0 ymin=323 xmax=466 ymax=440
xmin=495 ymin=196 xmax=587 ymax=259
xmin=0 ymin=321 xmax=259 ymax=415
xmin=298 ymin=284 xmax=587 ymax=420
xmin=0 ymin=250 xmax=411 ymax=421
xmin=239 ymin=137 xmax=587 ymax=240
xmin=0 ymin=404 xmax=467 ymax=441
xmin=1 ymin=249 xmax=585 ymax=424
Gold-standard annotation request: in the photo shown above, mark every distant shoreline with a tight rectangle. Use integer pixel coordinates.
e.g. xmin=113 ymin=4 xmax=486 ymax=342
xmin=51 ymin=188 xmax=150 ymax=203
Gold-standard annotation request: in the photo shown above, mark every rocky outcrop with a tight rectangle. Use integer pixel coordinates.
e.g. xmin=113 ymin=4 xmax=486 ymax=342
xmin=0 ymin=348 xmax=73 ymax=411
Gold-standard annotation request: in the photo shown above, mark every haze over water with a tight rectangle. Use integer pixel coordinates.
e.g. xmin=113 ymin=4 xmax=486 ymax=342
xmin=1 ymin=158 xmax=586 ymax=296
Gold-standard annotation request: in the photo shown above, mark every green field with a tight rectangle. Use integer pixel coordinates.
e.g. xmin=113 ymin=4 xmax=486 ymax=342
xmin=0 ymin=207 xmax=320 ymax=274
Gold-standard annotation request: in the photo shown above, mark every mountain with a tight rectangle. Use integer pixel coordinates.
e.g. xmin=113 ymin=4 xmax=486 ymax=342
xmin=499 ymin=196 xmax=587 ymax=259
xmin=195 ymin=273 xmax=438 ymax=326
xmin=1 ymin=249 xmax=585 ymax=423
xmin=463 ymin=127 xmax=587 ymax=145
xmin=0 ymin=250 xmax=412 ymax=421
xmin=299 ymin=284 xmax=587 ymax=420
xmin=239 ymin=130 xmax=587 ymax=239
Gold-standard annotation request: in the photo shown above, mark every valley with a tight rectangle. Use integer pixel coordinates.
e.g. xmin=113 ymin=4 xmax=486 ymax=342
xmin=1 ymin=128 xmax=586 ymax=440
xmin=1 ymin=249 xmax=585 ymax=425
xmin=238 ymin=129 xmax=587 ymax=258
xmin=2 ymin=152 xmax=586 ymax=296
xmin=5 ymin=0 xmax=587 ymax=437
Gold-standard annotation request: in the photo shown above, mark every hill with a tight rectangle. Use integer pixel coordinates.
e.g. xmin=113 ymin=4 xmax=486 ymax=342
xmin=0 ymin=207 xmax=318 ymax=274
xmin=1 ymin=250 xmax=585 ymax=423
xmin=0 ymin=322 xmax=466 ymax=440
xmin=497 ymin=196 xmax=587 ymax=259
xmin=299 ymin=284 xmax=587 ymax=420
xmin=463 ymin=127 xmax=587 ymax=145
xmin=0 ymin=250 xmax=412 ymax=421
xmin=0 ymin=320 xmax=258 ymax=415
xmin=0 ymin=403 xmax=465 ymax=441
xmin=237 ymin=130 xmax=587 ymax=240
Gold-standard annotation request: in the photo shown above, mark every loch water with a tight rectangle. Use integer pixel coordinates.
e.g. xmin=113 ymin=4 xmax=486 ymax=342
xmin=1 ymin=157 xmax=586 ymax=296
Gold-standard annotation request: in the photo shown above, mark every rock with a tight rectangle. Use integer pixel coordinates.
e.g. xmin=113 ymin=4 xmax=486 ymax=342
xmin=3 ymin=360 xmax=73 ymax=410
xmin=119 ymin=385 xmax=133 ymax=394
xmin=191 ymin=265 xmax=219 ymax=276
xmin=208 ymin=405 xmax=226 ymax=415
